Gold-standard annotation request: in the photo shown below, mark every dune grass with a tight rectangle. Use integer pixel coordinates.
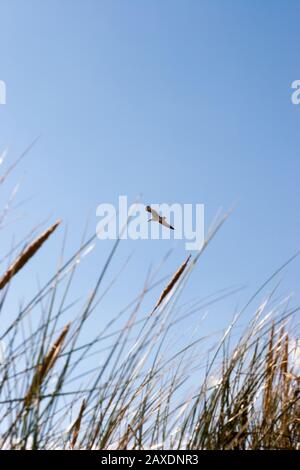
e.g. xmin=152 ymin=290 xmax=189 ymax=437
xmin=0 ymin=151 xmax=299 ymax=450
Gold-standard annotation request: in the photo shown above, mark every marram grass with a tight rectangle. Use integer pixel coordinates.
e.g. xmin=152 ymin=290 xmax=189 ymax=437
xmin=0 ymin=152 xmax=299 ymax=450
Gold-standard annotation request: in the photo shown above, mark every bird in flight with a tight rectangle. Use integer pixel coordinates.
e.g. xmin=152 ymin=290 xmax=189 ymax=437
xmin=145 ymin=205 xmax=174 ymax=230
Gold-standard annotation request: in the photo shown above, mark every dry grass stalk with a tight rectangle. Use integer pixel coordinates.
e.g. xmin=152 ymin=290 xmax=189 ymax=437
xmin=263 ymin=323 xmax=276 ymax=422
xmin=281 ymin=333 xmax=290 ymax=403
xmin=279 ymin=333 xmax=291 ymax=445
xmin=0 ymin=219 xmax=61 ymax=290
xmin=153 ymin=254 xmax=191 ymax=312
xmin=24 ymin=323 xmax=70 ymax=408
xmin=70 ymin=398 xmax=86 ymax=449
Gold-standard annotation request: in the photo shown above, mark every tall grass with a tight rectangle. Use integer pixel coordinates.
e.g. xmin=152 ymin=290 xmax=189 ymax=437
xmin=0 ymin=149 xmax=299 ymax=450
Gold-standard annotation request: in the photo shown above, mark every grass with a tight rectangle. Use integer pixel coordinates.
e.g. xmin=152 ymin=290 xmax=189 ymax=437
xmin=0 ymin=149 xmax=299 ymax=450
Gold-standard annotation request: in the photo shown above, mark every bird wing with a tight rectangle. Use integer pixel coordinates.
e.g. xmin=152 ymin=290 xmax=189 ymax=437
xmin=149 ymin=207 xmax=160 ymax=220
xmin=159 ymin=217 xmax=174 ymax=230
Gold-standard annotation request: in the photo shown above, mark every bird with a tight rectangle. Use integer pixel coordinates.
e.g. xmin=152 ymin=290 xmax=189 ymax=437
xmin=145 ymin=205 xmax=174 ymax=230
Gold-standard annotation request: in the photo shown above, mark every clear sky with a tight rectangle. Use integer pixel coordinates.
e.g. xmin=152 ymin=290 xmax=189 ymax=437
xmin=0 ymin=0 xmax=300 ymax=341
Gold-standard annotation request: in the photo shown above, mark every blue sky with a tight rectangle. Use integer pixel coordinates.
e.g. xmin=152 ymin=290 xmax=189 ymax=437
xmin=0 ymin=0 xmax=300 ymax=340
